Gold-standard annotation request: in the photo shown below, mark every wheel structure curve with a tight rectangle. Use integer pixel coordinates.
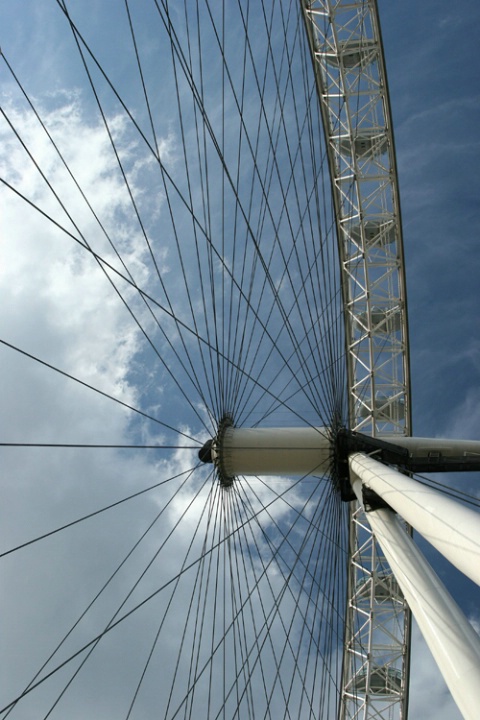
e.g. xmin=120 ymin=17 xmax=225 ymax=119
xmin=0 ymin=1 xmax=412 ymax=719
xmin=301 ymin=2 xmax=412 ymax=718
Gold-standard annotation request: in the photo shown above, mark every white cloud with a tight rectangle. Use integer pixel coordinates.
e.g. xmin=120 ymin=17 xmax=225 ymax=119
xmin=0 ymin=91 xmax=192 ymax=715
xmin=0 ymin=97 xmax=149 ymax=442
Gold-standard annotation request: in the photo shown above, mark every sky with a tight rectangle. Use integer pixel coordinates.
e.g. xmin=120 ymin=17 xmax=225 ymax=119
xmin=1 ymin=1 xmax=479 ymax=719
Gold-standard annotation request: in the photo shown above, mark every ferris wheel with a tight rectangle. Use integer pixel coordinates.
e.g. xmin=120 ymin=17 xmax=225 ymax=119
xmin=1 ymin=1 xmax=479 ymax=719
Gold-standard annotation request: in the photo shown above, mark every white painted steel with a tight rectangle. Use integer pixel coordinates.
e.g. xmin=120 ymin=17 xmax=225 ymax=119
xmin=300 ymin=2 xmax=412 ymax=715
xmin=351 ymin=472 xmax=480 ymax=720
xmin=390 ymin=436 xmax=480 ymax=459
xmin=301 ymin=0 xmax=411 ymax=438
xmin=214 ymin=426 xmax=331 ymax=478
xmin=349 ymin=452 xmax=480 ymax=586
xmin=341 ymin=505 xmax=408 ymax=715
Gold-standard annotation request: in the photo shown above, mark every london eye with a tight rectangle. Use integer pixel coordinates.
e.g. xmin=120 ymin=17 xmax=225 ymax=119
xmin=1 ymin=1 xmax=479 ymax=719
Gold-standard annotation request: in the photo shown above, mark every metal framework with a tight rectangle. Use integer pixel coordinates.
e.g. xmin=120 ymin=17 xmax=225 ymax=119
xmin=299 ymin=1 xmax=411 ymax=717
xmin=205 ymin=426 xmax=480 ymax=719
xmin=350 ymin=455 xmax=480 ymax=720
xmin=300 ymin=0 xmax=410 ymax=436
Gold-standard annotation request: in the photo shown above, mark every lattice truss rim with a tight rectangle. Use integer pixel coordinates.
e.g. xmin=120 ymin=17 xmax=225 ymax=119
xmin=300 ymin=1 xmax=412 ymax=718
xmin=302 ymin=0 xmax=411 ymax=438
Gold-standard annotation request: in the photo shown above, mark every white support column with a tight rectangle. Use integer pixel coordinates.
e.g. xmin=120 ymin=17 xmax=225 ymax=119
xmin=389 ymin=435 xmax=480 ymax=458
xmin=349 ymin=451 xmax=480 ymax=586
xmin=350 ymin=469 xmax=480 ymax=720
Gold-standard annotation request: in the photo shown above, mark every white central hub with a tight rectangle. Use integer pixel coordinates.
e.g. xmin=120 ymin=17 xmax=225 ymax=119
xmin=213 ymin=425 xmax=332 ymax=480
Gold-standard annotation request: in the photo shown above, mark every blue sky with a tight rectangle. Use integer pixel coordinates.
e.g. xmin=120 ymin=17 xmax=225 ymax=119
xmin=381 ymin=2 xmax=480 ymax=437
xmin=0 ymin=1 xmax=479 ymax=718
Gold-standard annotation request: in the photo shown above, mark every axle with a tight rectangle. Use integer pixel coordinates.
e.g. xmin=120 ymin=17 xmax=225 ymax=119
xmin=199 ymin=420 xmax=480 ymax=495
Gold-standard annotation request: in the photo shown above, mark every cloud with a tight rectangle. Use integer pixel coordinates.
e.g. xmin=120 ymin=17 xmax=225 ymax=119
xmin=0 ymin=90 xmax=196 ymax=716
xmin=0 ymin=94 xmax=151 ymax=438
